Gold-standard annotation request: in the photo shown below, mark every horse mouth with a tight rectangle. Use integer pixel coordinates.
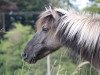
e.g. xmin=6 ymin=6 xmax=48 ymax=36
xmin=24 ymin=48 xmax=51 ymax=64
xmin=28 ymin=57 xmax=38 ymax=64
xmin=22 ymin=46 xmax=58 ymax=64
xmin=22 ymin=53 xmax=38 ymax=64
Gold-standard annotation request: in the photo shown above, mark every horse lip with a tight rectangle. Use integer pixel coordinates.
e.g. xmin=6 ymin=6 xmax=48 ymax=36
xmin=28 ymin=54 xmax=38 ymax=64
xmin=29 ymin=58 xmax=37 ymax=64
xmin=22 ymin=55 xmax=37 ymax=64
xmin=28 ymin=50 xmax=53 ymax=64
xmin=26 ymin=56 xmax=37 ymax=64
xmin=23 ymin=48 xmax=52 ymax=64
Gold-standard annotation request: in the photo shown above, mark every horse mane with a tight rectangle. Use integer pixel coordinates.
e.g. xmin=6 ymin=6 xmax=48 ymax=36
xmin=55 ymin=9 xmax=100 ymax=70
xmin=36 ymin=7 xmax=100 ymax=70
xmin=35 ymin=7 xmax=67 ymax=31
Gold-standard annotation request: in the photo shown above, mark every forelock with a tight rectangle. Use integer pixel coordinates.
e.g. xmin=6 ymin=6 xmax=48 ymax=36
xmin=36 ymin=8 xmax=60 ymax=31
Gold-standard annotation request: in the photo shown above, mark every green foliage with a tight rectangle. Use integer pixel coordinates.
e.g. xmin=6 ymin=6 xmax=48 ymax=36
xmin=95 ymin=0 xmax=100 ymax=3
xmin=0 ymin=23 xmax=33 ymax=75
xmin=84 ymin=5 xmax=100 ymax=13
xmin=8 ymin=0 xmax=64 ymax=11
xmin=8 ymin=0 xmax=49 ymax=11
xmin=49 ymin=0 xmax=62 ymax=7
xmin=84 ymin=0 xmax=100 ymax=13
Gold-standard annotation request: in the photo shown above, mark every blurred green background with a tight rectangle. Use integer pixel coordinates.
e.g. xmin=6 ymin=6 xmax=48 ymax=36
xmin=0 ymin=0 xmax=100 ymax=75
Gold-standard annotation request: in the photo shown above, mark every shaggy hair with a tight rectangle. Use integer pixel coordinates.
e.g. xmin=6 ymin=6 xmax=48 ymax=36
xmin=36 ymin=8 xmax=100 ymax=70
xmin=56 ymin=8 xmax=100 ymax=70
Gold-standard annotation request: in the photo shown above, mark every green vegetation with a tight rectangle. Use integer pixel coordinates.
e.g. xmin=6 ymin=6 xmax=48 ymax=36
xmin=8 ymin=0 xmax=63 ymax=11
xmin=7 ymin=0 xmax=49 ymax=11
xmin=84 ymin=0 xmax=100 ymax=13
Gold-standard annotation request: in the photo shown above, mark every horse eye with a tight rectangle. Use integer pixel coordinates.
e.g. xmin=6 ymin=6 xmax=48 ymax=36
xmin=42 ymin=27 xmax=49 ymax=32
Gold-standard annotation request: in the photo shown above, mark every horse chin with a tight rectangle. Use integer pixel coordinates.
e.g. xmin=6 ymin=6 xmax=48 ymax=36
xmin=27 ymin=49 xmax=51 ymax=64
xmin=28 ymin=58 xmax=37 ymax=64
xmin=23 ymin=55 xmax=38 ymax=64
xmin=37 ymin=50 xmax=51 ymax=60
xmin=34 ymin=48 xmax=59 ymax=63
xmin=27 ymin=47 xmax=59 ymax=64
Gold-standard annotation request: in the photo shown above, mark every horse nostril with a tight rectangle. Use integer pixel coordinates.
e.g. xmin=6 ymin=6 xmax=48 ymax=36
xmin=22 ymin=52 xmax=28 ymax=59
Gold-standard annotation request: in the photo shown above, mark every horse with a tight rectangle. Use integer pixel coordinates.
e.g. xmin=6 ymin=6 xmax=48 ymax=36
xmin=22 ymin=7 xmax=100 ymax=70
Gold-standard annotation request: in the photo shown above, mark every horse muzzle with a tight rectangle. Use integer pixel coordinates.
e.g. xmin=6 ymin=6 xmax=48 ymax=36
xmin=21 ymin=52 xmax=38 ymax=64
xmin=21 ymin=47 xmax=54 ymax=64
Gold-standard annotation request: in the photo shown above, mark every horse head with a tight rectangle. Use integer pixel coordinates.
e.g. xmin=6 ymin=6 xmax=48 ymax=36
xmin=22 ymin=7 xmax=65 ymax=63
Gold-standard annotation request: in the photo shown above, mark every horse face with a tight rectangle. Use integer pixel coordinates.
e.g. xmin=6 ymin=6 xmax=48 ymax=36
xmin=22 ymin=8 xmax=62 ymax=64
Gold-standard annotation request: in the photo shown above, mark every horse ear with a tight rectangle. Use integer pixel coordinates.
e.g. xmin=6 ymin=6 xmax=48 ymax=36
xmin=48 ymin=7 xmax=66 ymax=20
xmin=39 ymin=7 xmax=60 ymax=22
xmin=49 ymin=7 xmax=60 ymax=21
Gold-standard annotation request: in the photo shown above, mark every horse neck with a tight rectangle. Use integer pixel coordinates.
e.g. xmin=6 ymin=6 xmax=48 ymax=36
xmin=57 ymin=12 xmax=100 ymax=70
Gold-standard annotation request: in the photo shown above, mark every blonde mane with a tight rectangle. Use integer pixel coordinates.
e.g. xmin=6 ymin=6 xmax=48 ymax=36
xmin=55 ymin=8 xmax=100 ymax=70
xmin=36 ymin=7 xmax=100 ymax=70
